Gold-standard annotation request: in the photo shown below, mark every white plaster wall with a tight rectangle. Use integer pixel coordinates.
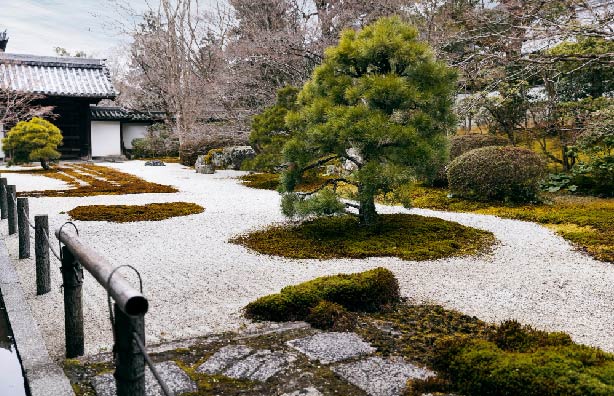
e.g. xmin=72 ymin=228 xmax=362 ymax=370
xmin=123 ymin=123 xmax=150 ymax=149
xmin=91 ymin=121 xmax=121 ymax=157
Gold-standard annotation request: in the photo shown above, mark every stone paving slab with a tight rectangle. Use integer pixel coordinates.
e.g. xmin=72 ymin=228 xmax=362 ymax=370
xmin=281 ymin=387 xmax=323 ymax=396
xmin=196 ymin=344 xmax=253 ymax=374
xmin=91 ymin=361 xmax=197 ymax=396
xmin=287 ymin=332 xmax=376 ymax=364
xmin=332 ymin=356 xmax=435 ymax=396
xmin=222 ymin=349 xmax=297 ymax=382
xmin=196 ymin=345 xmax=297 ymax=382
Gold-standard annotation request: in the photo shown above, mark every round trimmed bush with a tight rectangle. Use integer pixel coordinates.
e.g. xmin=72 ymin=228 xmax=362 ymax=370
xmin=450 ymin=134 xmax=510 ymax=160
xmin=447 ymin=146 xmax=546 ymax=203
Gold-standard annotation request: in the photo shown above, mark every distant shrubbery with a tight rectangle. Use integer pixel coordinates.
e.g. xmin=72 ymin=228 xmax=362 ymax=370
xmin=244 ymin=267 xmax=400 ymax=322
xmin=447 ymin=146 xmax=546 ymax=203
xmin=432 ymin=320 xmax=614 ymax=396
xmin=131 ymin=123 xmax=179 ymax=159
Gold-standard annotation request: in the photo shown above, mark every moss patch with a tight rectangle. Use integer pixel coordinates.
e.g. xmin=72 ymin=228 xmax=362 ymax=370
xmin=239 ymin=172 xmax=335 ymax=192
xmin=68 ymin=202 xmax=204 ymax=222
xmin=232 ymin=214 xmax=494 ymax=261
xmin=7 ymin=163 xmax=178 ymax=197
xmin=244 ymin=267 xmax=400 ymax=322
xmin=403 ymin=185 xmax=614 ymax=263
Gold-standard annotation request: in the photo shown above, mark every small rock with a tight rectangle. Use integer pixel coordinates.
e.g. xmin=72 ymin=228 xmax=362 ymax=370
xmin=287 ymin=332 xmax=375 ymax=364
xmin=145 ymin=160 xmax=165 ymax=166
xmin=91 ymin=361 xmax=197 ymax=396
xmin=332 ymin=356 xmax=435 ymax=396
xmin=223 ymin=349 xmax=297 ymax=382
xmin=196 ymin=345 xmax=253 ymax=374
xmin=282 ymin=387 xmax=323 ymax=396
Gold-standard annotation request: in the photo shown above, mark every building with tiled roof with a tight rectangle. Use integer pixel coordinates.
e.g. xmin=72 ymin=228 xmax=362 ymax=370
xmin=0 ymin=34 xmax=163 ymax=159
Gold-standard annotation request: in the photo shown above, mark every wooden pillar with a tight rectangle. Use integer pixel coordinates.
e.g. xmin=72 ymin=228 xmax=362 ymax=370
xmin=61 ymin=246 xmax=84 ymax=358
xmin=0 ymin=177 xmax=7 ymax=220
xmin=114 ymin=305 xmax=146 ymax=396
xmin=6 ymin=185 xmax=17 ymax=235
xmin=35 ymin=215 xmax=51 ymax=295
xmin=17 ymin=197 xmax=30 ymax=259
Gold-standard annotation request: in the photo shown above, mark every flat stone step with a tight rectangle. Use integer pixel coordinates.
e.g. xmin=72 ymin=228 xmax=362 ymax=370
xmin=91 ymin=361 xmax=197 ymax=396
xmin=287 ymin=332 xmax=375 ymax=364
xmin=332 ymin=356 xmax=435 ymax=396
xmin=196 ymin=345 xmax=296 ymax=382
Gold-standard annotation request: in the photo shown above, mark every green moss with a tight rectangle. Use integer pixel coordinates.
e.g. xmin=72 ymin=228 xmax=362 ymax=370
xmin=239 ymin=172 xmax=336 ymax=192
xmin=244 ymin=267 xmax=400 ymax=322
xmin=432 ymin=325 xmax=614 ymax=396
xmin=306 ymin=301 xmax=357 ymax=331
xmin=232 ymin=214 xmax=494 ymax=261
xmin=68 ymin=202 xmax=204 ymax=222
xmin=405 ymin=185 xmax=614 ymax=262
xmin=12 ymin=163 xmax=178 ymax=197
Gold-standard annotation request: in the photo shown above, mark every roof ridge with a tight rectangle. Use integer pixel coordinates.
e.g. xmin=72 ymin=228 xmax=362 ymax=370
xmin=0 ymin=53 xmax=105 ymax=68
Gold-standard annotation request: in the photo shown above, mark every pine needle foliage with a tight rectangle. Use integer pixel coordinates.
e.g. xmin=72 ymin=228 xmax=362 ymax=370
xmin=2 ymin=117 xmax=63 ymax=170
xmin=282 ymin=17 xmax=457 ymax=225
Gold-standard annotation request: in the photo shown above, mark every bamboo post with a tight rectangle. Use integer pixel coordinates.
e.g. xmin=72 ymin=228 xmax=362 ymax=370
xmin=61 ymin=246 xmax=84 ymax=358
xmin=0 ymin=177 xmax=7 ymax=220
xmin=114 ymin=306 xmax=146 ymax=396
xmin=17 ymin=197 xmax=30 ymax=259
xmin=6 ymin=185 xmax=17 ymax=235
xmin=35 ymin=215 xmax=50 ymax=295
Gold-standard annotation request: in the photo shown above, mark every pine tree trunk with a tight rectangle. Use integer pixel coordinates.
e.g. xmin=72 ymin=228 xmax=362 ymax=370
xmin=40 ymin=159 xmax=50 ymax=170
xmin=358 ymin=189 xmax=378 ymax=226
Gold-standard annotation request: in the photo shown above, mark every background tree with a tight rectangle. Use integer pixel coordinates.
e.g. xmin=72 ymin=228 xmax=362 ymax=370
xmin=282 ymin=16 xmax=457 ymax=225
xmin=246 ymin=86 xmax=299 ymax=171
xmin=2 ymin=117 xmax=63 ymax=170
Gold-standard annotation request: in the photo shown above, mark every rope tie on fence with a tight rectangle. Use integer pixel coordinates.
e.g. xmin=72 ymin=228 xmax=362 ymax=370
xmin=106 ymin=265 xmax=172 ymax=396
xmin=57 ymin=222 xmax=79 ymax=261
xmin=21 ymin=207 xmax=36 ymax=230
xmin=39 ymin=227 xmax=61 ymax=261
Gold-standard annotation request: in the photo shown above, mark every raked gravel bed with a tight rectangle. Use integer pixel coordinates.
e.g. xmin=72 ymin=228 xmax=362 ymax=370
xmin=2 ymin=161 xmax=614 ymax=358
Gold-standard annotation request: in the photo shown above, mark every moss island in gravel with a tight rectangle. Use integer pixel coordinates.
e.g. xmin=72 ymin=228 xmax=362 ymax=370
xmin=232 ymin=214 xmax=494 ymax=261
xmin=68 ymin=202 xmax=204 ymax=222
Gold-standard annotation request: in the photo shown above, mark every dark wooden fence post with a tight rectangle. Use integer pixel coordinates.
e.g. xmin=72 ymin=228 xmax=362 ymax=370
xmin=0 ymin=177 xmax=7 ymax=220
xmin=17 ymin=197 xmax=30 ymax=259
xmin=35 ymin=215 xmax=51 ymax=295
xmin=6 ymin=185 xmax=17 ymax=235
xmin=114 ymin=305 xmax=146 ymax=396
xmin=61 ymin=246 xmax=84 ymax=358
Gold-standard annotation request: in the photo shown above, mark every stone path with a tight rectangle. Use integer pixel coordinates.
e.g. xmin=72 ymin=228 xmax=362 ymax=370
xmin=90 ymin=331 xmax=434 ymax=396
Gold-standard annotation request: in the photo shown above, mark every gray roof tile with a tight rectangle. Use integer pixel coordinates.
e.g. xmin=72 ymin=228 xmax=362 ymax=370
xmin=0 ymin=53 xmax=117 ymax=98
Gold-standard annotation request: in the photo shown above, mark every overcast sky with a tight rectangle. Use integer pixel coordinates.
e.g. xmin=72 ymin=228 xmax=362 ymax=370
xmin=0 ymin=0 xmax=150 ymax=58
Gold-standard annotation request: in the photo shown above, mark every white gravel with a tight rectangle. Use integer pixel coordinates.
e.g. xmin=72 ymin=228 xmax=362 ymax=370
xmin=2 ymin=171 xmax=71 ymax=191
xmin=3 ymin=161 xmax=614 ymax=358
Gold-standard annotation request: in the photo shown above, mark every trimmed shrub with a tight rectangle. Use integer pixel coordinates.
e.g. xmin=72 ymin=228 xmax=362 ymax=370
xmin=449 ymin=134 xmax=510 ymax=160
xmin=244 ymin=267 xmax=400 ymax=322
xmin=432 ymin=323 xmax=614 ymax=396
xmin=130 ymin=123 xmax=179 ymax=159
xmin=447 ymin=146 xmax=546 ymax=203
xmin=306 ymin=301 xmax=357 ymax=331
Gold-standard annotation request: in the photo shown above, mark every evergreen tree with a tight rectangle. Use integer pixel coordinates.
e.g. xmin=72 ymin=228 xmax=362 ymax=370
xmin=282 ymin=17 xmax=457 ymax=225
xmin=3 ymin=117 xmax=63 ymax=170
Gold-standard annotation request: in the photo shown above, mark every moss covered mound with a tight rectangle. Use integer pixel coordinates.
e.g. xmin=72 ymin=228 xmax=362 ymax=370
xmin=431 ymin=322 xmax=614 ymax=396
xmin=244 ymin=267 xmax=400 ymax=322
xmin=68 ymin=202 xmax=203 ymax=222
xmin=8 ymin=163 xmax=177 ymax=197
xmin=239 ymin=172 xmax=335 ymax=192
xmin=232 ymin=214 xmax=494 ymax=261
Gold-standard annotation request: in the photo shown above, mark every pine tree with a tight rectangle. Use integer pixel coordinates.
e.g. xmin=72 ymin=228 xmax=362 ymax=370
xmin=3 ymin=117 xmax=63 ymax=170
xmin=282 ymin=16 xmax=456 ymax=225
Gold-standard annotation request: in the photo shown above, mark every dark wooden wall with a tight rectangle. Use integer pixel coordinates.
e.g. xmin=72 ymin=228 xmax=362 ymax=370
xmin=36 ymin=97 xmax=96 ymax=159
